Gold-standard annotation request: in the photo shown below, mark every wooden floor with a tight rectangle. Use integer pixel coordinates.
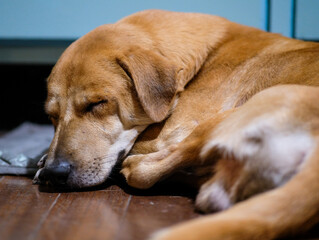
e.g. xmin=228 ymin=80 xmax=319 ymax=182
xmin=0 ymin=175 xmax=319 ymax=240
xmin=0 ymin=175 xmax=200 ymax=240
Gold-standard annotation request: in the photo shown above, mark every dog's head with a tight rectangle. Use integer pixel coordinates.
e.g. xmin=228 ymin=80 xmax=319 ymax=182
xmin=33 ymin=10 xmax=226 ymax=188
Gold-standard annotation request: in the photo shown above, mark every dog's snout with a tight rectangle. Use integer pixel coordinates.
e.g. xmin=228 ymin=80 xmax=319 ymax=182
xmin=40 ymin=160 xmax=72 ymax=186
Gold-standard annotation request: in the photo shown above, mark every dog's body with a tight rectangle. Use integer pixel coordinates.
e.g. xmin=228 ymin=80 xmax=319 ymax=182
xmin=33 ymin=10 xmax=319 ymax=240
xmin=145 ymin=84 xmax=319 ymax=240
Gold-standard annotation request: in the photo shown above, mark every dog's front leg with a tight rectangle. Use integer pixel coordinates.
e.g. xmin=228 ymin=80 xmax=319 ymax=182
xmin=121 ymin=111 xmax=233 ymax=189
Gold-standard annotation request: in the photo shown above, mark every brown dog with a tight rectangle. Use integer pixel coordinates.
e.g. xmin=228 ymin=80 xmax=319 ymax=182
xmin=33 ymin=10 xmax=319 ymax=239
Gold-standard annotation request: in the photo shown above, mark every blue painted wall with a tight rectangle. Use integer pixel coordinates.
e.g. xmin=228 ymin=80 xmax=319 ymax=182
xmin=270 ymin=0 xmax=292 ymax=37
xmin=0 ymin=0 xmax=318 ymax=63
xmin=270 ymin=0 xmax=319 ymax=40
xmin=296 ymin=0 xmax=319 ymax=40
xmin=0 ymin=0 xmax=261 ymax=40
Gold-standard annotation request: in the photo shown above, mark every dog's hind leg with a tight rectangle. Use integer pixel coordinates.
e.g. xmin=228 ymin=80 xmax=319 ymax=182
xmin=195 ymin=157 xmax=244 ymax=213
xmin=149 ymin=140 xmax=319 ymax=240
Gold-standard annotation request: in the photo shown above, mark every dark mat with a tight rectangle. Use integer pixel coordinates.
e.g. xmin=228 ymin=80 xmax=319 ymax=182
xmin=0 ymin=122 xmax=53 ymax=175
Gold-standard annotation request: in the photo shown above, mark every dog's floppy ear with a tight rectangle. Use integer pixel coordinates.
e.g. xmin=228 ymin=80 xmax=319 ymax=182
xmin=117 ymin=49 xmax=177 ymax=122
xmin=115 ymin=11 xmax=227 ymax=122
xmin=119 ymin=11 xmax=226 ymax=93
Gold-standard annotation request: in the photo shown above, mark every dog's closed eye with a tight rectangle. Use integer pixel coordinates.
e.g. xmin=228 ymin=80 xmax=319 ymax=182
xmin=85 ymin=99 xmax=108 ymax=113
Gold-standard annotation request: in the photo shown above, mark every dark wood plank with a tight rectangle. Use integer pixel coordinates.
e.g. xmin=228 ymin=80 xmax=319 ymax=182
xmin=34 ymin=185 xmax=130 ymax=240
xmin=0 ymin=176 xmax=59 ymax=240
xmin=116 ymin=194 xmax=200 ymax=240
xmin=113 ymin=182 xmax=200 ymax=240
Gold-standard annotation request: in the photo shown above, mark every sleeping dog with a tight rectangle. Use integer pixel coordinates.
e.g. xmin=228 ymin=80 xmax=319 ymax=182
xmin=33 ymin=10 xmax=319 ymax=240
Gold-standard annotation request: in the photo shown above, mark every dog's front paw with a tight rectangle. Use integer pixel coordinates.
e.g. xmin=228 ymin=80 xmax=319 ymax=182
xmin=121 ymin=148 xmax=174 ymax=189
xmin=121 ymin=154 xmax=161 ymax=189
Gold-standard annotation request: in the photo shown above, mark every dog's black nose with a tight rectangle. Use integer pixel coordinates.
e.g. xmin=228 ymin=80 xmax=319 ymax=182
xmin=40 ymin=160 xmax=71 ymax=185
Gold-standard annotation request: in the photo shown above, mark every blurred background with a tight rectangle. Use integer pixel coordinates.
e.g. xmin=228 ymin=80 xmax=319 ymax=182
xmin=0 ymin=0 xmax=318 ymax=130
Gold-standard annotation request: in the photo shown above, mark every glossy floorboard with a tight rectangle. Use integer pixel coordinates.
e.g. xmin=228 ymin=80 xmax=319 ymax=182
xmin=0 ymin=175 xmax=199 ymax=240
xmin=0 ymin=175 xmax=318 ymax=240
